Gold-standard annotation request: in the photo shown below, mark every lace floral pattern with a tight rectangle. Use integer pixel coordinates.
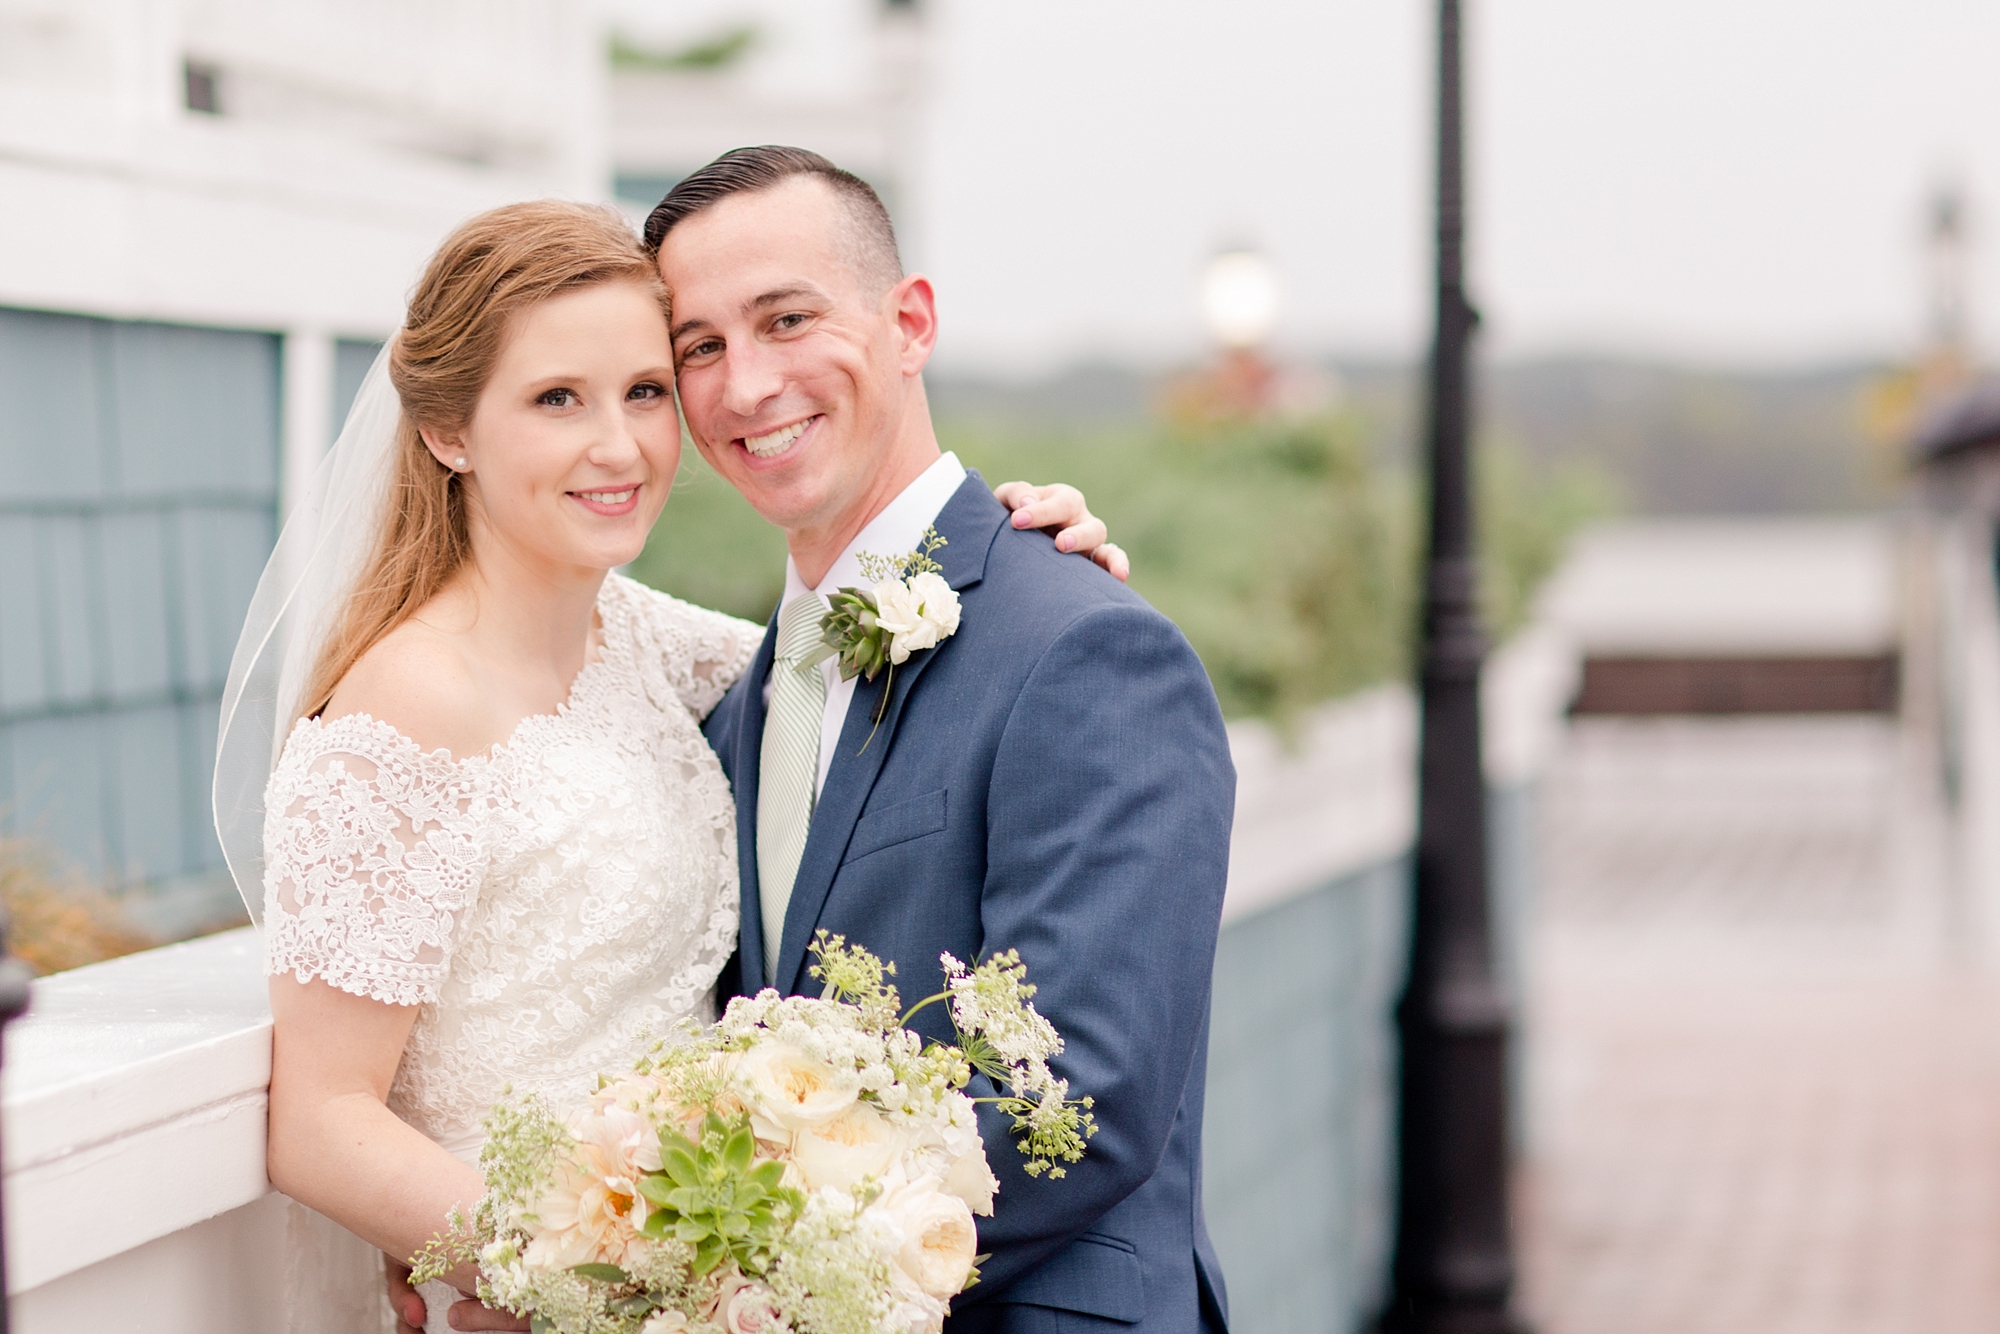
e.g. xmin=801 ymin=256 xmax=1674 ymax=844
xmin=263 ymin=575 xmax=761 ymax=1152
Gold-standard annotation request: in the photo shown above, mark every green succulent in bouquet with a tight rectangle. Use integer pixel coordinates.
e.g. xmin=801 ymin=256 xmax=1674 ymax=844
xmin=637 ymin=1112 xmax=802 ymax=1278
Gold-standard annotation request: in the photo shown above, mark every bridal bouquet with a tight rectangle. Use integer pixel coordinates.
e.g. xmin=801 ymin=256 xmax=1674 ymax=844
xmin=413 ymin=935 xmax=1095 ymax=1334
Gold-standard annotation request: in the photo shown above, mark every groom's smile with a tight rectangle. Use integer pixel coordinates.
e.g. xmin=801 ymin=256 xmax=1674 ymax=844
xmin=741 ymin=413 xmax=822 ymax=463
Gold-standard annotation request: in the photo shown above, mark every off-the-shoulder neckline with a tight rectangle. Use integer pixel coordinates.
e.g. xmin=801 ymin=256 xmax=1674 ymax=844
xmin=293 ymin=576 xmax=642 ymax=768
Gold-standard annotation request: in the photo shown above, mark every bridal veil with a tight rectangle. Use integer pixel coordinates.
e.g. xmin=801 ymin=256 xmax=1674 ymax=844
xmin=213 ymin=342 xmax=402 ymax=927
xmin=212 ymin=342 xmax=405 ymax=1332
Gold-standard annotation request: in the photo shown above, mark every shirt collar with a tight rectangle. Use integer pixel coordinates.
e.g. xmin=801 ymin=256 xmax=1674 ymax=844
xmin=782 ymin=452 xmax=969 ymax=602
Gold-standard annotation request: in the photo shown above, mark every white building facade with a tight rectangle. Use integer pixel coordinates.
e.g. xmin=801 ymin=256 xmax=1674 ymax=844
xmin=0 ymin=0 xmax=607 ymax=932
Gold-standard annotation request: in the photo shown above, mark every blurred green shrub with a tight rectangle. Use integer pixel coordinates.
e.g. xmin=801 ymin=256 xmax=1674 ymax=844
xmin=629 ymin=412 xmax=1614 ymax=723
xmin=948 ymin=413 xmax=1415 ymax=722
xmin=628 ymin=453 xmax=790 ymax=625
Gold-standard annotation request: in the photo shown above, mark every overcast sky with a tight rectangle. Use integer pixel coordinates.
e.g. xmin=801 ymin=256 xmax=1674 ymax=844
xmin=615 ymin=0 xmax=2000 ymax=375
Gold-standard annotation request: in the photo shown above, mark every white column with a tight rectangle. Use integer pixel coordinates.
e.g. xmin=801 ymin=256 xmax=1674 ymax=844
xmin=280 ymin=328 xmax=334 ymax=523
xmin=108 ymin=0 xmax=186 ymax=126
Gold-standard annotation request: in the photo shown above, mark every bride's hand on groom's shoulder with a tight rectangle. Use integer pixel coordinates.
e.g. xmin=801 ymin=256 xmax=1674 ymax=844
xmin=993 ymin=480 xmax=1130 ymax=583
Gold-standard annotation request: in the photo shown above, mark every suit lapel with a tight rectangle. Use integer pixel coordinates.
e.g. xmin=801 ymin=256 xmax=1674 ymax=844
xmin=730 ymin=611 xmax=781 ymax=993
xmin=772 ymin=474 xmax=1006 ymax=993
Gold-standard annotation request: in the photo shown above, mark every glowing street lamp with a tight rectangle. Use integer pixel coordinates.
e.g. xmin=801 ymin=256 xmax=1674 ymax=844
xmin=1193 ymin=249 xmax=1281 ymax=416
xmin=1200 ymin=249 xmax=1281 ymax=350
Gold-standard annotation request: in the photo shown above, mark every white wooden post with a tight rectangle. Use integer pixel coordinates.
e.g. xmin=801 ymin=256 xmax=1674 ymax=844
xmin=280 ymin=328 xmax=334 ymax=523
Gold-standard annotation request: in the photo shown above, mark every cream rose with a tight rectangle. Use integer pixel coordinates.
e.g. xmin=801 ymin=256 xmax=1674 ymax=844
xmin=522 ymin=1152 xmax=646 ymax=1272
xmin=724 ymin=1279 xmax=788 ymax=1334
xmin=642 ymin=1311 xmax=691 ymax=1334
xmin=877 ymin=1176 xmax=979 ymax=1300
xmin=584 ymin=1101 xmax=664 ymax=1178
xmin=885 ymin=1286 xmax=950 ymax=1334
xmin=791 ymin=1102 xmax=907 ymax=1191
xmin=737 ymin=1042 xmax=858 ymax=1136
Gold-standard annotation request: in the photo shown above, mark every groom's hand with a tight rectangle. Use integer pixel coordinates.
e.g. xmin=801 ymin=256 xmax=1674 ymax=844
xmin=993 ymin=480 xmax=1130 ymax=583
xmin=447 ymin=1299 xmax=532 ymax=1331
xmin=383 ymin=1254 xmax=531 ymax=1332
xmin=387 ymin=1258 xmax=427 ymax=1333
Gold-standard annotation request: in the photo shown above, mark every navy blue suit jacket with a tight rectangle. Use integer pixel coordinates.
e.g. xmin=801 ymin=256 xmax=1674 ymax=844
xmin=702 ymin=474 xmax=1234 ymax=1334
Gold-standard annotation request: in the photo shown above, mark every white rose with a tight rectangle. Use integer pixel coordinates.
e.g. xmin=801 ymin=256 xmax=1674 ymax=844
xmin=939 ymin=1139 xmax=998 ymax=1217
xmin=876 ymin=1175 xmax=979 ymax=1300
xmin=870 ymin=580 xmax=927 ymax=665
xmin=921 ymin=1095 xmax=997 ymax=1216
xmin=737 ymin=1042 xmax=858 ymax=1135
xmin=643 ymin=1312 xmax=691 ymax=1334
xmin=872 ymin=575 xmax=960 ymax=664
xmin=791 ymin=1102 xmax=908 ymax=1191
xmin=906 ymin=572 xmax=961 ymax=640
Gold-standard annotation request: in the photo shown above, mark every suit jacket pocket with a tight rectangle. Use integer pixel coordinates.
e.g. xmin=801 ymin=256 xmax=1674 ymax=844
xmin=843 ymin=788 xmax=948 ymax=863
xmin=1000 ymin=1233 xmax=1145 ymax=1323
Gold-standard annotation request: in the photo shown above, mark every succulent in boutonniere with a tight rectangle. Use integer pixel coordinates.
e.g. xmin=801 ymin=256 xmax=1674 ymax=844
xmin=807 ymin=527 xmax=961 ymax=748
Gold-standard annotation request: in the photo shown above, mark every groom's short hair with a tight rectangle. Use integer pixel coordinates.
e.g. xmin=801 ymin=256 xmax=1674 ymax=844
xmin=642 ymin=146 xmax=904 ymax=295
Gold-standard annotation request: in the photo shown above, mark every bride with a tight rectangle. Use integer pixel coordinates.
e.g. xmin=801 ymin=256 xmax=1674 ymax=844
xmin=212 ymin=200 xmax=1122 ymax=1333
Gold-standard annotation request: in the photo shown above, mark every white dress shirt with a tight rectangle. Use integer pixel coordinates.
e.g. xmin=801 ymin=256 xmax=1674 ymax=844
xmin=763 ymin=451 xmax=968 ymax=798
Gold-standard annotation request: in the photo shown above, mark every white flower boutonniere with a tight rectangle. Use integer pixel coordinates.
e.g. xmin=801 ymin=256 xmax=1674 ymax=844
xmin=809 ymin=527 xmax=961 ymax=749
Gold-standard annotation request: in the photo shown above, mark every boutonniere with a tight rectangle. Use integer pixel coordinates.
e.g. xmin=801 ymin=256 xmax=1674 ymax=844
xmin=807 ymin=527 xmax=961 ymax=749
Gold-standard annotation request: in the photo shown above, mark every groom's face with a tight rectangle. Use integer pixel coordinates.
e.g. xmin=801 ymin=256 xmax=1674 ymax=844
xmin=660 ymin=177 xmax=931 ymax=539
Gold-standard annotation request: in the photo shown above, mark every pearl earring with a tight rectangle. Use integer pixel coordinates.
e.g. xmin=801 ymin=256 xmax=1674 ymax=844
xmin=453 ymin=457 xmax=467 ymax=471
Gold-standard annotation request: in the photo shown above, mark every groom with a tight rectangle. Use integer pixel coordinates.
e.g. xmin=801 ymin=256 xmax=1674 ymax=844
xmin=665 ymin=147 xmax=1233 ymax=1334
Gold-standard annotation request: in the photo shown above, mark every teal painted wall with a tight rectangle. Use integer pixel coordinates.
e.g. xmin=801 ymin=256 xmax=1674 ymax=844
xmin=1202 ymin=857 xmax=1409 ymax=1334
xmin=0 ymin=307 xmax=279 ymax=932
xmin=1201 ymin=781 xmax=1537 ymax=1334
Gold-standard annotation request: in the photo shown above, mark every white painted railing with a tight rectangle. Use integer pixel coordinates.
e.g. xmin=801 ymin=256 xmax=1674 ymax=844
xmin=2 ymin=929 xmax=280 ymax=1332
xmin=0 ymin=630 xmax=1577 ymax=1332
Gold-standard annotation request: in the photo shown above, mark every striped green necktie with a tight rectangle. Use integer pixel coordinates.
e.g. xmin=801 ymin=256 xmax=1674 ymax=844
xmin=757 ymin=592 xmax=830 ymax=982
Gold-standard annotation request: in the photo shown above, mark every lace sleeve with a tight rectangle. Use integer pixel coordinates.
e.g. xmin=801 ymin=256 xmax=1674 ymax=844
xmin=612 ymin=575 xmax=764 ymax=722
xmin=261 ymin=717 xmax=492 ymax=1007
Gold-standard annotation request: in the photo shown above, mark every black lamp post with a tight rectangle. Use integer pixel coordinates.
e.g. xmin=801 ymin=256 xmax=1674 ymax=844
xmin=1380 ymin=1 xmax=1521 ymax=1332
xmin=0 ymin=910 xmax=32 ymax=1334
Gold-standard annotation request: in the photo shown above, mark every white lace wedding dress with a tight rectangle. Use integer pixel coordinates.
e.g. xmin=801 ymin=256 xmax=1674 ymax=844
xmin=259 ymin=575 xmax=758 ymax=1334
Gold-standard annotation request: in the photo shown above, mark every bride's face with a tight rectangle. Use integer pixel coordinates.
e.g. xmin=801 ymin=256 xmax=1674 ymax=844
xmin=439 ymin=279 xmax=679 ymax=575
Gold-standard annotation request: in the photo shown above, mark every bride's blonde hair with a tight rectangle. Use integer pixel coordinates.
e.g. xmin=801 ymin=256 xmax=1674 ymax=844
xmin=299 ymin=200 xmax=668 ymax=721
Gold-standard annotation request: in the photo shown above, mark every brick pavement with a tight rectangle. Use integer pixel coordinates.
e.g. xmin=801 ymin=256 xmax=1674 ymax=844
xmin=1517 ymin=716 xmax=2000 ymax=1334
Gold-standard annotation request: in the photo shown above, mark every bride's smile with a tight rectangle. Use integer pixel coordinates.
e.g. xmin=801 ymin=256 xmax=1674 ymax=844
xmin=569 ymin=486 xmax=641 ymax=515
